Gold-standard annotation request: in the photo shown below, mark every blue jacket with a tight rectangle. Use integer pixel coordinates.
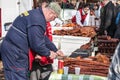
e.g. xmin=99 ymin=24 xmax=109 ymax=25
xmin=0 ymin=8 xmax=57 ymax=80
xmin=114 ymin=12 xmax=120 ymax=39
xmin=108 ymin=42 xmax=120 ymax=80
xmin=116 ymin=12 xmax=120 ymax=25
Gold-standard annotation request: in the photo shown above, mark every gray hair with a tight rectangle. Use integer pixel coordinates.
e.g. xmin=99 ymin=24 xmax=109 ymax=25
xmin=47 ymin=2 xmax=61 ymax=15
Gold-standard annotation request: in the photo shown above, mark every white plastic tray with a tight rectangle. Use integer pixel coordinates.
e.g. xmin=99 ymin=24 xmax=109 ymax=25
xmin=52 ymin=35 xmax=91 ymax=56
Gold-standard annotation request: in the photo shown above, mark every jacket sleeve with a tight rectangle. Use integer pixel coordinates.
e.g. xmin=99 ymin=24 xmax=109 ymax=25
xmin=104 ymin=5 xmax=114 ymax=29
xmin=108 ymin=43 xmax=120 ymax=80
xmin=27 ymin=25 xmax=50 ymax=57
xmin=45 ymin=35 xmax=58 ymax=52
xmin=76 ymin=11 xmax=83 ymax=26
xmin=116 ymin=13 xmax=120 ymax=25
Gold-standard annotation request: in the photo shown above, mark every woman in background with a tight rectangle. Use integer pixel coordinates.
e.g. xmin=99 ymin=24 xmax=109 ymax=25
xmin=72 ymin=3 xmax=90 ymax=27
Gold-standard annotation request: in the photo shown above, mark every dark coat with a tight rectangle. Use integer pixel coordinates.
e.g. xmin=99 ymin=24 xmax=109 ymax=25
xmin=99 ymin=1 xmax=117 ymax=38
xmin=0 ymin=8 xmax=57 ymax=80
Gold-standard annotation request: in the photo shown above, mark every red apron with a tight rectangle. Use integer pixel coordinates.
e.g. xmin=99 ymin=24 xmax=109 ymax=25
xmin=72 ymin=9 xmax=87 ymax=24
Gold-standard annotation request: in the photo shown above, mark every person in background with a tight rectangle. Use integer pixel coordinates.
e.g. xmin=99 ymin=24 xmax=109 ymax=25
xmin=96 ymin=1 xmax=104 ymax=19
xmin=91 ymin=3 xmax=101 ymax=27
xmin=60 ymin=0 xmax=75 ymax=9
xmin=108 ymin=42 xmax=120 ymax=80
xmin=93 ymin=3 xmax=100 ymax=19
xmin=72 ymin=3 xmax=90 ymax=27
xmin=116 ymin=0 xmax=120 ymax=14
xmin=60 ymin=0 xmax=67 ymax=9
xmin=75 ymin=0 xmax=84 ymax=10
xmin=98 ymin=0 xmax=117 ymax=38
xmin=98 ymin=0 xmax=104 ymax=20
xmin=0 ymin=1 xmax=64 ymax=80
xmin=114 ymin=0 xmax=120 ymax=39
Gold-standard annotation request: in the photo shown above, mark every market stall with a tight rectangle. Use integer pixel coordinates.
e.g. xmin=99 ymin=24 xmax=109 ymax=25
xmin=50 ymin=20 xmax=120 ymax=80
xmin=52 ymin=24 xmax=96 ymax=56
xmin=53 ymin=35 xmax=91 ymax=56
xmin=50 ymin=53 xmax=109 ymax=80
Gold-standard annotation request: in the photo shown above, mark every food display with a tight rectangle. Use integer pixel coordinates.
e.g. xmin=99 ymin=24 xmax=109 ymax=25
xmin=53 ymin=26 xmax=96 ymax=37
xmin=64 ymin=54 xmax=110 ymax=77
xmin=79 ymin=35 xmax=119 ymax=58
xmin=97 ymin=35 xmax=119 ymax=58
xmin=80 ymin=42 xmax=91 ymax=50
xmin=52 ymin=22 xmax=118 ymax=78
xmin=62 ymin=23 xmax=78 ymax=27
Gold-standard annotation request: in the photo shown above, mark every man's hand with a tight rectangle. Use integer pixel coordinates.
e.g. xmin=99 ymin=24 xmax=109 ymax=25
xmin=35 ymin=55 xmax=42 ymax=60
xmin=56 ymin=50 xmax=64 ymax=57
xmin=49 ymin=51 xmax=57 ymax=59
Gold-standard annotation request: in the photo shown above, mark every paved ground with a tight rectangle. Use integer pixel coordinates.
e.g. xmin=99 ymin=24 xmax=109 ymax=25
xmin=0 ymin=61 xmax=4 ymax=80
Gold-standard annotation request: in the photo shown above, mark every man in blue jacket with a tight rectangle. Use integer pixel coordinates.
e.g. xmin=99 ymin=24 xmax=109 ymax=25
xmin=0 ymin=2 xmax=63 ymax=80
